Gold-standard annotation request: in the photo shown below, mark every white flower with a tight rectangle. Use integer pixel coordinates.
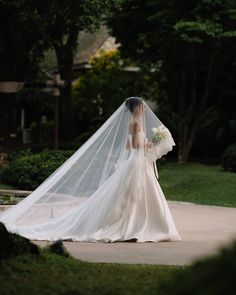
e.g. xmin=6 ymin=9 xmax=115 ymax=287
xmin=152 ymin=127 xmax=158 ymax=133
xmin=151 ymin=125 xmax=168 ymax=144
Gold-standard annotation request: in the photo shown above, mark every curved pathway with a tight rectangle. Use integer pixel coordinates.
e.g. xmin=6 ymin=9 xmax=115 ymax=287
xmin=34 ymin=201 xmax=236 ymax=265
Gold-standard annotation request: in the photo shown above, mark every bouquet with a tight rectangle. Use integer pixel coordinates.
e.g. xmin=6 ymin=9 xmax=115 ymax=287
xmin=151 ymin=126 xmax=167 ymax=145
xmin=144 ymin=125 xmax=168 ymax=157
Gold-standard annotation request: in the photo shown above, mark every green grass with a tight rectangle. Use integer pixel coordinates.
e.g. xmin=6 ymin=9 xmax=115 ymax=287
xmin=0 ymin=251 xmax=185 ymax=295
xmin=1 ymin=162 xmax=235 ymax=207
xmin=0 ymin=183 xmax=21 ymax=204
xmin=0 ymin=162 xmax=235 ymax=295
xmin=158 ymin=162 xmax=236 ymax=207
xmin=0 ymin=183 xmax=15 ymax=189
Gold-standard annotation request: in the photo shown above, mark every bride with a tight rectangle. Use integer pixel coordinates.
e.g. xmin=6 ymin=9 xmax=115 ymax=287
xmin=0 ymin=97 xmax=181 ymax=242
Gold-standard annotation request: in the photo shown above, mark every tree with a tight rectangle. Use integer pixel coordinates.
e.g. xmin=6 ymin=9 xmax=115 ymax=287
xmin=72 ymin=50 xmax=159 ymax=141
xmin=34 ymin=0 xmax=120 ymax=140
xmin=0 ymin=0 xmax=47 ymax=81
xmin=0 ymin=0 xmax=49 ymax=149
xmin=108 ymin=0 xmax=236 ymax=162
xmin=0 ymin=0 xmax=120 ymax=143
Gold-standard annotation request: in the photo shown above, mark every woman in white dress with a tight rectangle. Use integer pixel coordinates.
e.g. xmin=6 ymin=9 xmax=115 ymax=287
xmin=0 ymin=97 xmax=181 ymax=242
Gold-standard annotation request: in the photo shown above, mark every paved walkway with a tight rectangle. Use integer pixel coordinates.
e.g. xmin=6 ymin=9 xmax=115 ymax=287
xmin=34 ymin=201 xmax=236 ymax=266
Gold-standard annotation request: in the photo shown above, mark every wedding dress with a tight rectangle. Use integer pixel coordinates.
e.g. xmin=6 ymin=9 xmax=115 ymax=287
xmin=0 ymin=97 xmax=181 ymax=242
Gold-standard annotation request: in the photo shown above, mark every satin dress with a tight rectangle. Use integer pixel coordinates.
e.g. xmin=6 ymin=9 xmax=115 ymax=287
xmin=6 ymin=130 xmax=181 ymax=242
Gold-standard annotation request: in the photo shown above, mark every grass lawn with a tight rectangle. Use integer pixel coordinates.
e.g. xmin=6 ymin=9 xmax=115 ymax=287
xmin=0 ymin=163 xmax=235 ymax=295
xmin=0 ymin=251 xmax=185 ymax=295
xmin=0 ymin=183 xmax=22 ymax=204
xmin=0 ymin=161 xmax=235 ymax=207
xmin=0 ymin=183 xmax=15 ymax=189
xmin=158 ymin=162 xmax=236 ymax=207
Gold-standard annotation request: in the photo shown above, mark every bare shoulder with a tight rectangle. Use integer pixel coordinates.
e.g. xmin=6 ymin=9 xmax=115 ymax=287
xmin=129 ymin=121 xmax=140 ymax=134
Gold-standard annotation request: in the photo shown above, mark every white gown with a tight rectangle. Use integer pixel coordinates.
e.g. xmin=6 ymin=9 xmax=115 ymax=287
xmin=9 ymin=130 xmax=182 ymax=242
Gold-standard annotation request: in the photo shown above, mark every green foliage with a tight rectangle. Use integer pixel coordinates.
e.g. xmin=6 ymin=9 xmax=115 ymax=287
xmin=0 ymin=222 xmax=39 ymax=260
xmin=72 ymin=50 xmax=159 ymax=137
xmin=47 ymin=240 xmax=70 ymax=258
xmin=174 ymin=20 xmax=224 ymax=42
xmin=0 ymin=183 xmax=15 ymax=190
xmin=0 ymin=0 xmax=121 ymax=144
xmin=1 ymin=160 xmax=235 ymax=207
xmin=35 ymin=0 xmax=120 ymax=41
xmin=0 ymin=150 xmax=74 ymax=190
xmin=108 ymin=0 xmax=236 ymax=162
xmin=0 ymin=0 xmax=120 ymax=80
xmin=222 ymin=143 xmax=236 ymax=172
xmin=173 ymin=0 xmax=236 ymax=43
xmin=34 ymin=0 xmax=121 ymax=141
xmin=159 ymin=240 xmax=236 ymax=294
xmin=6 ymin=148 xmax=33 ymax=162
xmin=0 ymin=0 xmax=48 ymax=80
xmin=0 ymin=195 xmax=23 ymax=205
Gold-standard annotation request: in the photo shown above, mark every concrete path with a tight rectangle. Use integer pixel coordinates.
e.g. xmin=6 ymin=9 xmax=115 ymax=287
xmin=34 ymin=201 xmax=236 ymax=266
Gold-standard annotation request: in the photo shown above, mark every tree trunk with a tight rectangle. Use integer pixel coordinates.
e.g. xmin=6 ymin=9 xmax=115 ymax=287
xmin=0 ymin=93 xmax=18 ymax=150
xmin=54 ymin=44 xmax=74 ymax=142
xmin=177 ymin=136 xmax=193 ymax=163
xmin=177 ymin=118 xmax=198 ymax=164
xmin=53 ymin=27 xmax=79 ymax=143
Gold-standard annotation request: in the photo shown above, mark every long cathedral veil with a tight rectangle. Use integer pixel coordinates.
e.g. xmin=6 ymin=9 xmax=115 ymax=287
xmin=0 ymin=97 xmax=175 ymax=229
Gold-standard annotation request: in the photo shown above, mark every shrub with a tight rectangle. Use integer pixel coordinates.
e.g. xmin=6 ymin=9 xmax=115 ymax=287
xmin=222 ymin=143 xmax=236 ymax=172
xmin=47 ymin=240 xmax=70 ymax=257
xmin=0 ymin=149 xmax=74 ymax=190
xmin=72 ymin=50 xmax=159 ymax=139
xmin=7 ymin=148 xmax=33 ymax=162
xmin=0 ymin=222 xmax=39 ymax=260
xmin=159 ymin=240 xmax=236 ymax=295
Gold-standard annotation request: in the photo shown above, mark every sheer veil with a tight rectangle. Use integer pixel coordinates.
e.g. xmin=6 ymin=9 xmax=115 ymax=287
xmin=0 ymin=97 xmax=175 ymax=229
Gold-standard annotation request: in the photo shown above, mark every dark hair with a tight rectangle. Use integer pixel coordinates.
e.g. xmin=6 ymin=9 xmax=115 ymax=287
xmin=125 ymin=97 xmax=143 ymax=113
